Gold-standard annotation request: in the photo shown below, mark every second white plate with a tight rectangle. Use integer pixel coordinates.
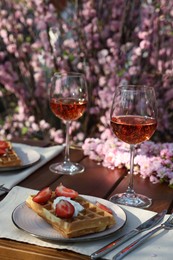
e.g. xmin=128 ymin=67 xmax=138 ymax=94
xmin=12 ymin=195 xmax=126 ymax=242
xmin=0 ymin=143 xmax=40 ymax=171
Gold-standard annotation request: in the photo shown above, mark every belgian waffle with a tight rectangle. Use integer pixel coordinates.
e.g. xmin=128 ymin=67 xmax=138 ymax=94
xmin=0 ymin=142 xmax=22 ymax=167
xmin=26 ymin=194 xmax=116 ymax=238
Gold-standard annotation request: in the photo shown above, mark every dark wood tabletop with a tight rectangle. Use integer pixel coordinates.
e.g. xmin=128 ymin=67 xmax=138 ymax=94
xmin=0 ymin=141 xmax=173 ymax=260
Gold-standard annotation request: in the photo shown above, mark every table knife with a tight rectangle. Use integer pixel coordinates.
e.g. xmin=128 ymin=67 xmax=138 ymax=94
xmin=90 ymin=209 xmax=167 ymax=259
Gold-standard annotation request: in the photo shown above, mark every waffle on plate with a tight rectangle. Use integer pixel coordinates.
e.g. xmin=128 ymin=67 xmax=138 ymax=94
xmin=0 ymin=141 xmax=22 ymax=167
xmin=26 ymin=184 xmax=116 ymax=238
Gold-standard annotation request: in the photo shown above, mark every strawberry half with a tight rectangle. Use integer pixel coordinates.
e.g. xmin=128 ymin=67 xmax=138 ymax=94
xmin=96 ymin=202 xmax=113 ymax=215
xmin=0 ymin=148 xmax=6 ymax=155
xmin=0 ymin=141 xmax=9 ymax=149
xmin=55 ymin=200 xmax=74 ymax=219
xmin=55 ymin=183 xmax=78 ymax=199
xmin=33 ymin=187 xmax=52 ymax=205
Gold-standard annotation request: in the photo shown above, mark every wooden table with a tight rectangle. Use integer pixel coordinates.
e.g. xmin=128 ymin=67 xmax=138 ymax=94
xmin=0 ymin=143 xmax=173 ymax=260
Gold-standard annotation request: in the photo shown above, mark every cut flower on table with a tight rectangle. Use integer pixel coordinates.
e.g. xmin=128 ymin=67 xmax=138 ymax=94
xmin=82 ymin=138 xmax=173 ymax=188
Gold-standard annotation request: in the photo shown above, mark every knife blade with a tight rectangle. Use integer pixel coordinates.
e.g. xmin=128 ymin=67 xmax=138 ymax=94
xmin=90 ymin=209 xmax=167 ymax=259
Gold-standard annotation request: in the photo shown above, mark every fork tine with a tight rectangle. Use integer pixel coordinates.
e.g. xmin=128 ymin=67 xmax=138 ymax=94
xmin=166 ymin=213 xmax=173 ymax=221
xmin=164 ymin=213 xmax=173 ymax=226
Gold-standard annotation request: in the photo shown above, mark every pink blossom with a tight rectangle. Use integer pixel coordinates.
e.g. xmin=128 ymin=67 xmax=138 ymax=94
xmin=138 ymin=31 xmax=149 ymax=40
xmin=0 ymin=29 xmax=8 ymax=38
xmin=134 ymin=47 xmax=142 ymax=56
xmin=7 ymin=44 xmax=17 ymax=53
xmin=139 ymin=40 xmax=150 ymax=49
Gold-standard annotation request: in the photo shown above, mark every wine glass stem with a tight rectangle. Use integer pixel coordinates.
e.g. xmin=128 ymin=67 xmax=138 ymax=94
xmin=127 ymin=144 xmax=135 ymax=194
xmin=64 ymin=121 xmax=70 ymax=163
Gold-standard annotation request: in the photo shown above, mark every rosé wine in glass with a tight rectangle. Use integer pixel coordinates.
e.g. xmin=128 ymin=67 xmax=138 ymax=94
xmin=111 ymin=115 xmax=157 ymax=145
xmin=110 ymin=85 xmax=157 ymax=208
xmin=49 ymin=72 xmax=88 ymax=175
xmin=50 ymin=98 xmax=87 ymax=121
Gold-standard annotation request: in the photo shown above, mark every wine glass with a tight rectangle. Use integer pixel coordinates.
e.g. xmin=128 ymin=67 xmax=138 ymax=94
xmin=49 ymin=72 xmax=88 ymax=175
xmin=110 ymin=85 xmax=157 ymax=208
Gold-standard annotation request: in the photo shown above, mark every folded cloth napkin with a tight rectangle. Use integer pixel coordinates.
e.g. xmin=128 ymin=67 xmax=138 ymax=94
xmin=0 ymin=186 xmax=172 ymax=260
xmin=0 ymin=144 xmax=64 ymax=193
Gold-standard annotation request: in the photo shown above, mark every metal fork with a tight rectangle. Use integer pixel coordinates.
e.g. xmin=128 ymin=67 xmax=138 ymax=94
xmin=113 ymin=214 xmax=173 ymax=260
xmin=0 ymin=185 xmax=9 ymax=193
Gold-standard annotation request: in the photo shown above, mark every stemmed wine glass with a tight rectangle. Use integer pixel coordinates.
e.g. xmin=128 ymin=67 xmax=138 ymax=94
xmin=110 ymin=85 xmax=157 ymax=208
xmin=49 ymin=72 xmax=88 ymax=175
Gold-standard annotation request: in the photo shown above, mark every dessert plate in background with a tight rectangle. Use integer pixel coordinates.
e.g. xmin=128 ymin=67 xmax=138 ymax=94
xmin=0 ymin=143 xmax=40 ymax=172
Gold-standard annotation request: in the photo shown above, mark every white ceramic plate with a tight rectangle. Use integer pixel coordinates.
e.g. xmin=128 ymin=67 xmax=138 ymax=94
xmin=0 ymin=143 xmax=40 ymax=171
xmin=12 ymin=195 xmax=126 ymax=242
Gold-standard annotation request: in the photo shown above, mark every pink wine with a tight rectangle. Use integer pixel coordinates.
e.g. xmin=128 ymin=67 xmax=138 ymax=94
xmin=111 ymin=115 xmax=157 ymax=144
xmin=50 ymin=98 xmax=87 ymax=121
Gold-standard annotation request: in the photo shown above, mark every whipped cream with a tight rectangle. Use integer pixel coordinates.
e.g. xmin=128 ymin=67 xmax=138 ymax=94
xmin=53 ymin=196 xmax=84 ymax=217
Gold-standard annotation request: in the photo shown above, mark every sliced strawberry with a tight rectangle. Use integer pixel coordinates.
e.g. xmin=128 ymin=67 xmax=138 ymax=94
xmin=33 ymin=187 xmax=52 ymax=205
xmin=55 ymin=184 xmax=78 ymax=199
xmin=96 ymin=202 xmax=113 ymax=215
xmin=55 ymin=200 xmax=74 ymax=219
xmin=0 ymin=141 xmax=9 ymax=149
xmin=0 ymin=148 xmax=6 ymax=155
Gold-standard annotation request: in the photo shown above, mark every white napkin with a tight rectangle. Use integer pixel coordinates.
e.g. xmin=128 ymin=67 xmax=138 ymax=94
xmin=0 ymin=144 xmax=64 ymax=191
xmin=0 ymin=186 xmax=172 ymax=260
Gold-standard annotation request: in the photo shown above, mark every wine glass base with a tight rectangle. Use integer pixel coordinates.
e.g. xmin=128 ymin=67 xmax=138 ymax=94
xmin=49 ymin=162 xmax=85 ymax=175
xmin=109 ymin=192 xmax=152 ymax=208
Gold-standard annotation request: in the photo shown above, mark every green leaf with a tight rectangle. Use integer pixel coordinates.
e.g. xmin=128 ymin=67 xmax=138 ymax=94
xmin=168 ymin=184 xmax=173 ymax=189
xmin=21 ymin=127 xmax=28 ymax=135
